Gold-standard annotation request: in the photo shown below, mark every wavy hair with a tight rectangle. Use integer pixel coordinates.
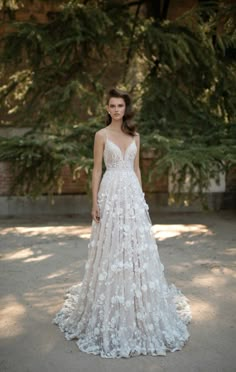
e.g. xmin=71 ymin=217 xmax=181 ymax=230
xmin=105 ymin=88 xmax=136 ymax=136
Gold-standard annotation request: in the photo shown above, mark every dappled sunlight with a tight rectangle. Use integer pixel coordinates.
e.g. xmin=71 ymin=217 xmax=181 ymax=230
xmin=211 ymin=266 xmax=236 ymax=277
xmin=168 ymin=262 xmax=193 ymax=273
xmin=1 ymin=247 xmax=34 ymax=260
xmin=220 ymin=247 xmax=236 ymax=256
xmin=24 ymin=292 xmax=60 ymax=311
xmin=0 ymin=225 xmax=92 ymax=239
xmin=0 ymin=223 xmax=214 ymax=245
xmin=185 ymin=240 xmax=198 ymax=245
xmin=151 ymin=224 xmax=211 ymax=241
xmin=192 ymin=273 xmax=227 ymax=288
xmin=1 ymin=247 xmax=53 ymax=262
xmin=0 ymin=295 xmax=26 ymax=339
xmin=24 ymin=282 xmax=83 ymax=313
xmin=46 ymin=259 xmax=86 ymax=281
xmin=194 ymin=258 xmax=236 ymax=276
xmin=190 ymin=296 xmax=216 ymax=321
xmin=195 ymin=259 xmax=223 ymax=267
xmin=24 ymin=254 xmax=53 ymax=263
xmin=47 ymin=268 xmax=71 ymax=279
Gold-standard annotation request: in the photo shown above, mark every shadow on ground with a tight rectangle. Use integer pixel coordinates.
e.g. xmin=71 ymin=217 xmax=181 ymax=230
xmin=0 ymin=211 xmax=235 ymax=372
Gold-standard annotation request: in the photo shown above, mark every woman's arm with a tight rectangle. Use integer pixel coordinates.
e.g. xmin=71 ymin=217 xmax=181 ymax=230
xmin=91 ymin=131 xmax=104 ymax=222
xmin=134 ymin=132 xmax=142 ymax=188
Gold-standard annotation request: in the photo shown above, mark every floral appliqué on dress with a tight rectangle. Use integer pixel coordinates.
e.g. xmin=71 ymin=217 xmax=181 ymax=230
xmin=52 ymin=130 xmax=192 ymax=358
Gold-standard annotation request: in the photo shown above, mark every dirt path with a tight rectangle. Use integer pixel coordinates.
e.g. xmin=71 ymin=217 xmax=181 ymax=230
xmin=0 ymin=211 xmax=235 ymax=372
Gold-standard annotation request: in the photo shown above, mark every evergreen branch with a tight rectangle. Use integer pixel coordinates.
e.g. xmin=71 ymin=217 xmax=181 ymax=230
xmin=123 ymin=0 xmax=142 ymax=80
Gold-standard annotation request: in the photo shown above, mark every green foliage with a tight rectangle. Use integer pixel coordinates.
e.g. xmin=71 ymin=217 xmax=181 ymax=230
xmin=0 ymin=4 xmax=119 ymax=125
xmin=0 ymin=118 xmax=104 ymax=197
xmin=136 ymin=1 xmax=236 ymax=205
xmin=0 ymin=0 xmax=236 ymax=204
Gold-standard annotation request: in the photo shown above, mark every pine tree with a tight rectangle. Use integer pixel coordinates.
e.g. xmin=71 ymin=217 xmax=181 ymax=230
xmin=0 ymin=0 xmax=235 ymax=204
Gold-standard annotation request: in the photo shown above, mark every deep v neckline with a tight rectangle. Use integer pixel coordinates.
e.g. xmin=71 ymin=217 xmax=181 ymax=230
xmin=105 ymin=131 xmax=136 ymax=160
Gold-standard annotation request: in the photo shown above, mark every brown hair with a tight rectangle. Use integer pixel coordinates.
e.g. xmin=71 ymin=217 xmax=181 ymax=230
xmin=105 ymin=88 xmax=136 ymax=136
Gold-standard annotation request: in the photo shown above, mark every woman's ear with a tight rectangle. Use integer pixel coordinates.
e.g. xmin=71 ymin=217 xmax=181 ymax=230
xmin=106 ymin=105 xmax=110 ymax=115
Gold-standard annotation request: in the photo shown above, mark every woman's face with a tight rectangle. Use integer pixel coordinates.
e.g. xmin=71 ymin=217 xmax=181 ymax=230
xmin=107 ymin=97 xmax=126 ymax=121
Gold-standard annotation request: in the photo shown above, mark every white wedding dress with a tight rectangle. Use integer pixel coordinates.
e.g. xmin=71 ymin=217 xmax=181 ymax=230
xmin=52 ymin=128 xmax=192 ymax=358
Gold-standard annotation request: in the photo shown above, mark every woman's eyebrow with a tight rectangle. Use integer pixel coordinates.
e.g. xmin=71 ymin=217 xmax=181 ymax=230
xmin=109 ymin=103 xmax=124 ymax=106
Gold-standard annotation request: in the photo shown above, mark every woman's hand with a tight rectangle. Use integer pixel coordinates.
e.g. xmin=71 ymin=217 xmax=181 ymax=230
xmin=91 ymin=203 xmax=100 ymax=223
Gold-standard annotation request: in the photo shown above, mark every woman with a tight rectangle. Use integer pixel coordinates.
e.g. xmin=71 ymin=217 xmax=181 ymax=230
xmin=52 ymin=88 xmax=192 ymax=358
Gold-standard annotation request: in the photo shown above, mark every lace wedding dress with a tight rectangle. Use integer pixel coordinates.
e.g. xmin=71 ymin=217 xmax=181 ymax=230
xmin=52 ymin=128 xmax=192 ymax=358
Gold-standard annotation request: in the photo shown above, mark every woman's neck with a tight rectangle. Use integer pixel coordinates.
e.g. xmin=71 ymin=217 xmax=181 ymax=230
xmin=108 ymin=120 xmax=123 ymax=132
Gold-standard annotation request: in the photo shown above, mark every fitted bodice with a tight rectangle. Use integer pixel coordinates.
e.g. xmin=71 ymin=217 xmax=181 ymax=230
xmin=103 ymin=132 xmax=137 ymax=171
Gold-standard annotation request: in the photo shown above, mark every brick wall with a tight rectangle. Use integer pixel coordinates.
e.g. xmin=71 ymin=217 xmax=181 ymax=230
xmin=141 ymin=152 xmax=168 ymax=192
xmin=1 ymin=153 xmax=235 ymax=196
xmin=57 ymin=165 xmax=88 ymax=195
xmin=0 ymin=1 xmax=60 ymax=24
xmin=226 ymin=168 xmax=236 ymax=192
xmin=168 ymin=0 xmax=197 ymax=20
xmin=0 ymin=162 xmax=14 ymax=195
xmin=0 ymin=157 xmax=169 ymax=196
xmin=0 ymin=162 xmax=89 ymax=196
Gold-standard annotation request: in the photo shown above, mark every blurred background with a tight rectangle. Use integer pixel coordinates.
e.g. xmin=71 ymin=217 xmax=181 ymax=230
xmin=0 ymin=0 xmax=236 ymax=216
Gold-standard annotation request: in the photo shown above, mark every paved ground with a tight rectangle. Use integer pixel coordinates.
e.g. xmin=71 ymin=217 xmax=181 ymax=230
xmin=0 ymin=211 xmax=235 ymax=372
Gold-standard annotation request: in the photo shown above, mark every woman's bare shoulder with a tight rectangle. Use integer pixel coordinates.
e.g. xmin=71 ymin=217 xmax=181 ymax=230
xmin=94 ymin=128 xmax=106 ymax=141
